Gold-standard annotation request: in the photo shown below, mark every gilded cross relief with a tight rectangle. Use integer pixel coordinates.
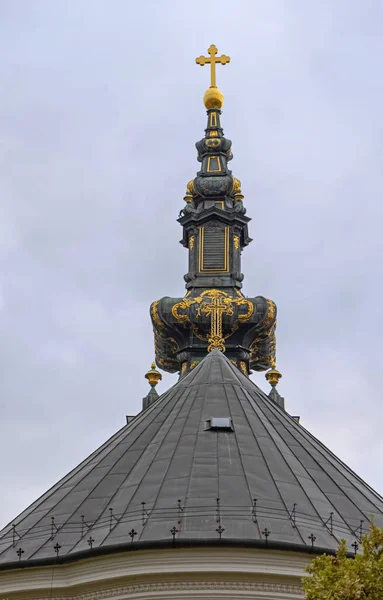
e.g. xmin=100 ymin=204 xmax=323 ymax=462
xmin=171 ymin=289 xmax=254 ymax=352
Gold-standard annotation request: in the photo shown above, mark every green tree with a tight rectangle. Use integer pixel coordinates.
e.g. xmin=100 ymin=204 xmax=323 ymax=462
xmin=303 ymin=524 xmax=383 ymax=600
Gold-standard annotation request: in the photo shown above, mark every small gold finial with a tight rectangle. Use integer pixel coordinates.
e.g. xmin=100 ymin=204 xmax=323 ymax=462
xmin=145 ymin=362 xmax=162 ymax=388
xmin=195 ymin=44 xmax=230 ymax=109
xmin=265 ymin=364 xmax=282 ymax=388
xmin=184 ymin=191 xmax=193 ymax=203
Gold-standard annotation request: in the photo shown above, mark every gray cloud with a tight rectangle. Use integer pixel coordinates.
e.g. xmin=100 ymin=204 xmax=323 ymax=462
xmin=0 ymin=0 xmax=382 ymax=528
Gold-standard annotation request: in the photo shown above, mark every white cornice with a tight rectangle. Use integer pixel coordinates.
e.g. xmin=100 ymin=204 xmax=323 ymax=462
xmin=0 ymin=547 xmax=309 ymax=597
xmin=2 ymin=580 xmax=304 ymax=600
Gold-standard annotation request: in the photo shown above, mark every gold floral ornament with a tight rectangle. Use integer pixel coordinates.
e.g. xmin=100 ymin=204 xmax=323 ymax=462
xmin=145 ymin=362 xmax=162 ymax=388
xmin=208 ymin=334 xmax=226 ymax=352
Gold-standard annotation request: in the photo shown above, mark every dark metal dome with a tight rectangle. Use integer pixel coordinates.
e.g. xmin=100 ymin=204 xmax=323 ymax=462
xmin=1 ymin=350 xmax=382 ymax=569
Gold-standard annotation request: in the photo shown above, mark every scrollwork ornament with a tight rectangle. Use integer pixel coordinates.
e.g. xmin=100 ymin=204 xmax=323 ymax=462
xmin=240 ymin=361 xmax=247 ymax=374
xmin=171 ymin=289 xmax=254 ymax=353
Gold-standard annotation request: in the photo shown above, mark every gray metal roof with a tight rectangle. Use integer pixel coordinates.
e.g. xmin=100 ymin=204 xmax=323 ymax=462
xmin=1 ymin=349 xmax=383 ymax=568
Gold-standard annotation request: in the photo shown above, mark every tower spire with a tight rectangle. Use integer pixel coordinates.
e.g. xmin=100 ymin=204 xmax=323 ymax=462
xmin=150 ymin=47 xmax=277 ymax=377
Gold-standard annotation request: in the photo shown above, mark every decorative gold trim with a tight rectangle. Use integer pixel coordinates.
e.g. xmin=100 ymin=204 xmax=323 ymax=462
xmin=207 ymin=334 xmax=225 ymax=352
xmin=207 ymin=155 xmax=222 ymax=172
xmin=171 ymin=296 xmax=197 ymax=322
xmin=190 ymin=360 xmax=199 ymax=370
xmin=198 ymin=226 xmax=229 ymax=273
xmin=205 ymin=138 xmax=220 ymax=149
xmin=265 ymin=299 xmax=276 ymax=326
xmin=240 ymin=361 xmax=247 ymax=374
xmin=171 ymin=289 xmax=254 ymax=354
xmin=151 ymin=300 xmax=166 ymax=332
xmin=210 ymin=111 xmax=217 ymax=127
xmin=184 ymin=192 xmax=193 ymax=203
xmin=232 ymin=288 xmax=254 ymax=322
xmin=249 ymin=314 xmax=276 ymax=370
xmin=186 ymin=179 xmax=197 ymax=197
xmin=189 ymin=235 xmax=195 ymax=250
xmin=151 ymin=300 xmax=181 ymax=372
xmin=233 ymin=235 xmax=239 ymax=249
xmin=233 ymin=177 xmax=242 ymax=192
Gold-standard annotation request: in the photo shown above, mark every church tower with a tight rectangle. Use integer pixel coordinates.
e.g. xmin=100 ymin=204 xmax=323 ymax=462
xmin=0 ymin=47 xmax=382 ymax=600
xmin=151 ymin=44 xmax=276 ymax=379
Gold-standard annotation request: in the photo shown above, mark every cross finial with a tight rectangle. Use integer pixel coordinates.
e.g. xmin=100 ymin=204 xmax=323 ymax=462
xmin=196 ymin=45 xmax=230 ymax=88
xmin=195 ymin=45 xmax=231 ymax=109
xmin=216 ymin=524 xmax=225 ymax=539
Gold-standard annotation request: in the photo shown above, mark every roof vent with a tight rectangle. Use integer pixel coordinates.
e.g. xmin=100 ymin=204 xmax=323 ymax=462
xmin=206 ymin=417 xmax=233 ymax=431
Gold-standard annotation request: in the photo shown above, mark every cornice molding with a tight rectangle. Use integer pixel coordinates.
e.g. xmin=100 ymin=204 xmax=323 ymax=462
xmin=24 ymin=580 xmax=303 ymax=600
xmin=0 ymin=547 xmax=308 ymax=595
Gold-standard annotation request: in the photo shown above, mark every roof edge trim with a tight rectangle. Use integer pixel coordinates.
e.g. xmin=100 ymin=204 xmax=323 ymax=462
xmin=0 ymin=537 xmax=352 ymax=572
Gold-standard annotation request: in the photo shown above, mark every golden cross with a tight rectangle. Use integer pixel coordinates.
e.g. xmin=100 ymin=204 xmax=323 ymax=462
xmin=202 ymin=292 xmax=234 ymax=352
xmin=195 ymin=44 xmax=230 ymax=88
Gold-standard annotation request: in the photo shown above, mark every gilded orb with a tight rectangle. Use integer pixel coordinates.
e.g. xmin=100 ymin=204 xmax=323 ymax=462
xmin=203 ymin=86 xmax=224 ymax=109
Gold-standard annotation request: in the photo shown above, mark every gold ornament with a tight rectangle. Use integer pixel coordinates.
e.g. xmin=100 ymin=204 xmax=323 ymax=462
xmin=145 ymin=362 xmax=162 ymax=387
xmin=195 ymin=44 xmax=230 ymax=109
xmin=265 ymin=366 xmax=282 ymax=387
xmin=172 ymin=289 xmax=254 ymax=354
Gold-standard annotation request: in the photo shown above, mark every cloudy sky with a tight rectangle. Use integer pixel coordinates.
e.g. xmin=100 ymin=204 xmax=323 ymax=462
xmin=0 ymin=0 xmax=382 ymax=529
